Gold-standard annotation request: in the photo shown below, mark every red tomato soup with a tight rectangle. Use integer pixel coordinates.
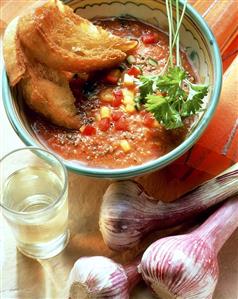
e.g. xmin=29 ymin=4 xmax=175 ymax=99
xmin=30 ymin=18 xmax=197 ymax=169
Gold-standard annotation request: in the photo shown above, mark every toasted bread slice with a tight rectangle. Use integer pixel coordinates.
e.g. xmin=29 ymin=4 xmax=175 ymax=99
xmin=3 ymin=17 xmax=81 ymax=129
xmin=18 ymin=0 xmax=137 ymax=73
xmin=3 ymin=17 xmax=26 ymax=86
xmin=21 ymin=52 xmax=81 ymax=129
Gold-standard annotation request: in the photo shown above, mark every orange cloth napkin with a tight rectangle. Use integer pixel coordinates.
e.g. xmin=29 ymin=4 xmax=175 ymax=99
xmin=182 ymin=54 xmax=238 ymax=173
xmin=194 ymin=0 xmax=238 ymax=56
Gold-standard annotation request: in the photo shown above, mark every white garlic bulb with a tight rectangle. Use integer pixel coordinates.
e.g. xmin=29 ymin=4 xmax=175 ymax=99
xmin=68 ymin=256 xmax=140 ymax=299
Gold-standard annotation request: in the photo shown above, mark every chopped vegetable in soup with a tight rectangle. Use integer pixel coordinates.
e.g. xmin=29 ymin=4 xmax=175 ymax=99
xmin=30 ymin=18 xmax=198 ymax=168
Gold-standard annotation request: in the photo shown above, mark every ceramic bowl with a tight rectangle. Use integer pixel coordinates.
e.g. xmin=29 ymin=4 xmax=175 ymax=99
xmin=2 ymin=0 xmax=222 ymax=178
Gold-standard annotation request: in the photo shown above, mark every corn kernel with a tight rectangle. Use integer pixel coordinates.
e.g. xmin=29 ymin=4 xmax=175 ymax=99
xmin=100 ymin=106 xmax=111 ymax=118
xmin=153 ymin=120 xmax=160 ymax=128
xmin=95 ymin=113 xmax=101 ymax=121
xmin=123 ymin=74 xmax=135 ymax=87
xmin=120 ymin=140 xmax=131 ymax=152
xmin=100 ymin=88 xmax=115 ymax=102
xmin=80 ymin=125 xmax=86 ymax=132
xmin=122 ymin=88 xmax=135 ymax=104
xmin=125 ymin=104 xmax=136 ymax=113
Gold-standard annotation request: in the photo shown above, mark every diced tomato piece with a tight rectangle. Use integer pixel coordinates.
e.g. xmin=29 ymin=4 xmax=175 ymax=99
xmin=127 ymin=66 xmax=141 ymax=78
xmin=115 ymin=117 xmax=129 ymax=131
xmin=82 ymin=125 xmax=96 ymax=136
xmin=112 ymin=89 xmax=123 ymax=107
xmin=98 ymin=118 xmax=111 ymax=132
xmin=112 ymin=92 xmax=122 ymax=107
xmin=140 ymin=109 xmax=147 ymax=116
xmin=112 ymin=111 xmax=124 ymax=121
xmin=143 ymin=114 xmax=155 ymax=128
xmin=106 ymin=75 xmax=119 ymax=85
xmin=113 ymin=89 xmax=123 ymax=100
xmin=141 ymin=32 xmax=159 ymax=44
xmin=105 ymin=69 xmax=121 ymax=84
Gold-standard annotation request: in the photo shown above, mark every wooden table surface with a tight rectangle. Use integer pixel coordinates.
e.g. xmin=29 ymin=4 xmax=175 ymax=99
xmin=1 ymin=1 xmax=238 ymax=299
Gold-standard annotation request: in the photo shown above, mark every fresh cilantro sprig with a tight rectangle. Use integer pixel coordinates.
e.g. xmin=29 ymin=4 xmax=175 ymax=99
xmin=138 ymin=67 xmax=208 ymax=128
xmin=139 ymin=72 xmax=208 ymax=130
xmin=137 ymin=0 xmax=209 ymax=129
xmin=138 ymin=75 xmax=158 ymax=101
xmin=146 ymin=94 xmax=184 ymax=129
xmin=181 ymin=81 xmax=208 ymax=116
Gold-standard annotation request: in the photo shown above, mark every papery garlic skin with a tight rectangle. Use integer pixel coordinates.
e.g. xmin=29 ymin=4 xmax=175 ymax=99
xmin=99 ymin=180 xmax=159 ymax=250
xmin=68 ymin=256 xmax=133 ymax=299
xmin=99 ymin=169 xmax=238 ymax=251
xmin=139 ymin=235 xmax=219 ymax=299
xmin=139 ymin=196 xmax=238 ymax=299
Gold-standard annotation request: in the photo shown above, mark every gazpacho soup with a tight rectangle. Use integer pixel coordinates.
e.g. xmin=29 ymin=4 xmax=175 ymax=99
xmin=29 ymin=18 xmax=198 ymax=169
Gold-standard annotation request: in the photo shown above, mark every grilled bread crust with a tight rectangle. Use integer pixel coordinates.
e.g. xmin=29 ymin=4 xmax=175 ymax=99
xmin=18 ymin=0 xmax=137 ymax=73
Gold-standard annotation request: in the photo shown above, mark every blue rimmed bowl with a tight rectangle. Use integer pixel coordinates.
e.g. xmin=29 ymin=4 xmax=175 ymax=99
xmin=2 ymin=0 xmax=222 ymax=179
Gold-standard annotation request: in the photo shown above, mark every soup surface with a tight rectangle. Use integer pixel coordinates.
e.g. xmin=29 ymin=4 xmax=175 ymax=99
xmin=30 ymin=18 xmax=197 ymax=168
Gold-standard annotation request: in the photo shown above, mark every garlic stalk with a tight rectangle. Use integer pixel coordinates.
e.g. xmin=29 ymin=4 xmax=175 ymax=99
xmin=99 ymin=169 xmax=238 ymax=250
xmin=68 ymin=256 xmax=140 ymax=299
xmin=139 ymin=195 xmax=238 ymax=299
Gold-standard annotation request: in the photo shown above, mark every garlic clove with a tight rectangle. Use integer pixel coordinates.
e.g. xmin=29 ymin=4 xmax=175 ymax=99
xmin=68 ymin=256 xmax=140 ymax=299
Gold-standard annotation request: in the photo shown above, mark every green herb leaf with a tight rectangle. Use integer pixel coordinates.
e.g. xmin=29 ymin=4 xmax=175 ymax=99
xmin=136 ymin=0 xmax=209 ymax=130
xmin=181 ymin=82 xmax=208 ymax=117
xmin=156 ymin=67 xmax=186 ymax=98
xmin=137 ymin=75 xmax=157 ymax=102
xmin=145 ymin=94 xmax=183 ymax=129
xmin=140 ymin=68 xmax=208 ymax=129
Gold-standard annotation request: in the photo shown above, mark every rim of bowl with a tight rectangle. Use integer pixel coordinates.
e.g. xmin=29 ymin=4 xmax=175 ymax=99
xmin=2 ymin=1 xmax=222 ymax=179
